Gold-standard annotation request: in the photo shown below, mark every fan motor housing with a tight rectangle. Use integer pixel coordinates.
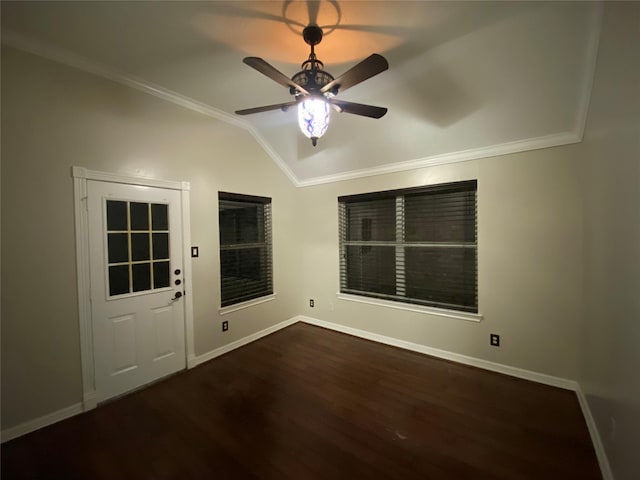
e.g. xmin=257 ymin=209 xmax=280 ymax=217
xmin=302 ymin=25 xmax=323 ymax=46
xmin=290 ymin=69 xmax=335 ymax=96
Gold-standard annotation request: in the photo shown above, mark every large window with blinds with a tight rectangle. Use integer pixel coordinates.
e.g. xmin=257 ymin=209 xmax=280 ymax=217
xmin=338 ymin=180 xmax=477 ymax=313
xmin=218 ymin=192 xmax=273 ymax=307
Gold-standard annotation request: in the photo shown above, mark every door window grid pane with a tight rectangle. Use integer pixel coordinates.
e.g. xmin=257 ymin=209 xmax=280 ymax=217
xmin=108 ymin=265 xmax=130 ymax=296
xmin=105 ymin=200 xmax=171 ymax=297
xmin=132 ymin=263 xmax=151 ymax=292
xmin=130 ymin=202 xmax=149 ymax=231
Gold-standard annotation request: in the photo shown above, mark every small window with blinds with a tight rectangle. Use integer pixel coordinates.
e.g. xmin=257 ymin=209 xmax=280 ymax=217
xmin=218 ymin=192 xmax=273 ymax=308
xmin=338 ymin=180 xmax=477 ymax=313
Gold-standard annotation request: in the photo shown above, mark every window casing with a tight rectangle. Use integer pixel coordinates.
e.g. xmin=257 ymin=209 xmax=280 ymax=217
xmin=338 ymin=180 xmax=477 ymax=314
xmin=218 ymin=192 xmax=273 ymax=307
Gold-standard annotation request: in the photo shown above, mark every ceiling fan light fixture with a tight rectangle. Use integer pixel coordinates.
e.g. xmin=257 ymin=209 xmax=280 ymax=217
xmin=298 ymin=97 xmax=330 ymax=146
xmin=235 ymin=24 xmax=389 ymax=148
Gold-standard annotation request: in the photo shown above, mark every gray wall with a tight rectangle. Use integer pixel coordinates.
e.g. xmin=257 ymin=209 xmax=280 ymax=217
xmin=1 ymin=46 xmax=301 ymax=429
xmin=578 ymin=4 xmax=640 ymax=480
xmin=296 ymin=144 xmax=584 ymax=380
xmin=2 ymin=5 xmax=640 ymax=479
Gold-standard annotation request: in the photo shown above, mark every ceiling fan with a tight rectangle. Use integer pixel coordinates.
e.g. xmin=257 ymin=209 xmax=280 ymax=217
xmin=235 ymin=24 xmax=389 ymax=146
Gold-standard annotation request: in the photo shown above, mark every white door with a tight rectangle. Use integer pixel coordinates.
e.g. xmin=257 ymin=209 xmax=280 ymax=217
xmin=88 ymin=180 xmax=186 ymax=402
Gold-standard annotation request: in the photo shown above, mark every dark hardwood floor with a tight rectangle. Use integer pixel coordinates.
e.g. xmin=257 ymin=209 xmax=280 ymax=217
xmin=1 ymin=323 xmax=601 ymax=479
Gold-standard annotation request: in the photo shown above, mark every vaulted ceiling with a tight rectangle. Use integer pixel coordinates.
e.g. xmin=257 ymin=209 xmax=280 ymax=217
xmin=1 ymin=1 xmax=601 ymax=186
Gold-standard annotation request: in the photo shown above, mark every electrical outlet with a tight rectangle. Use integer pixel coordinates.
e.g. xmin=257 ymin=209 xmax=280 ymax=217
xmin=490 ymin=334 xmax=500 ymax=347
xmin=222 ymin=320 xmax=228 ymax=332
xmin=309 ymin=299 xmax=314 ymax=308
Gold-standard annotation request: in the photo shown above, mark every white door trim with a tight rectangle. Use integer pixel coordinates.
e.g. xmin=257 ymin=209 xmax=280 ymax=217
xmin=72 ymin=166 xmax=194 ymax=411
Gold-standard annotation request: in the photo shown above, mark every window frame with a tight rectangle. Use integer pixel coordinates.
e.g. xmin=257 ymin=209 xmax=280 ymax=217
xmin=218 ymin=191 xmax=274 ymax=311
xmin=338 ymin=180 xmax=480 ymax=321
xmin=104 ymin=199 xmax=173 ymax=299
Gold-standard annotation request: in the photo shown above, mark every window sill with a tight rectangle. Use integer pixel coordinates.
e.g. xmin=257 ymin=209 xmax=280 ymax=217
xmin=336 ymin=293 xmax=483 ymax=323
xmin=219 ymin=294 xmax=276 ymax=316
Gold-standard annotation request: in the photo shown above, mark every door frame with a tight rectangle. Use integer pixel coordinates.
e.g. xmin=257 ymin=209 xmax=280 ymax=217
xmin=72 ymin=166 xmax=195 ymax=411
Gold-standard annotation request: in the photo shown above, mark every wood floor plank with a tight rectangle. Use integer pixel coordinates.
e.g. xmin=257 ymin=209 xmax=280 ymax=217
xmin=1 ymin=323 xmax=601 ymax=479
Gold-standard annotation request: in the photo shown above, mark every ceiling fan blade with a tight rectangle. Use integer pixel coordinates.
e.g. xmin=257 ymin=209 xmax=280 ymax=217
xmin=243 ymin=57 xmax=309 ymax=95
xmin=235 ymin=101 xmax=298 ymax=115
xmin=328 ymin=99 xmax=388 ymax=119
xmin=321 ymin=54 xmax=389 ymax=94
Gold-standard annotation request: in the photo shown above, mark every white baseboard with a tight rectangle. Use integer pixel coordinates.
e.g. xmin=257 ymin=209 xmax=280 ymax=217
xmin=576 ymin=386 xmax=614 ymax=480
xmin=1 ymin=317 xmax=298 ymax=442
xmin=1 ymin=402 xmax=84 ymax=443
xmin=187 ymin=317 xmax=299 ymax=369
xmin=2 ymin=314 xmax=614 ymax=480
xmin=298 ymin=315 xmax=578 ymax=390
xmin=82 ymin=391 xmax=98 ymax=411
xmin=299 ymin=315 xmax=617 ymax=479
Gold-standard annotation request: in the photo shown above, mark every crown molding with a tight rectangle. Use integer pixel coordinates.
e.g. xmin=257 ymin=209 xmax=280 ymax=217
xmin=296 ymin=130 xmax=582 ymax=187
xmin=2 ymin=31 xmax=301 ymax=186
xmin=295 ymin=2 xmax=602 ymax=188
xmin=3 ymin=1 xmax=602 ymax=190
xmin=1 ymin=32 xmax=243 ymax=126
xmin=573 ymin=1 xmax=604 ymax=141
xmin=244 ymin=124 xmax=300 ymax=186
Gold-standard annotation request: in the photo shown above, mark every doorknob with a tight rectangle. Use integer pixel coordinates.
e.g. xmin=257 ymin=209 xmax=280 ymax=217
xmin=171 ymin=291 xmax=183 ymax=301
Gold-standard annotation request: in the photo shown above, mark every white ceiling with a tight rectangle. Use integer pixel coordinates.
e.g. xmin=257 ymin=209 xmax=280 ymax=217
xmin=1 ymin=1 xmax=601 ymax=186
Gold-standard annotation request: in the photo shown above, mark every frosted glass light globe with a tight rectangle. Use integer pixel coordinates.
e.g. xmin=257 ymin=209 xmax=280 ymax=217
xmin=298 ymin=98 xmax=330 ymax=146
